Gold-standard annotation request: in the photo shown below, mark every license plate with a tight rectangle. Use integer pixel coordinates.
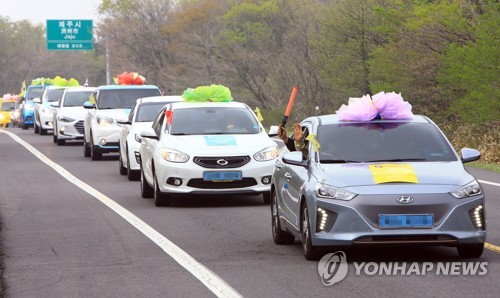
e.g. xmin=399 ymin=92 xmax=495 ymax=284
xmin=203 ymin=171 xmax=242 ymax=181
xmin=379 ymin=214 xmax=433 ymax=228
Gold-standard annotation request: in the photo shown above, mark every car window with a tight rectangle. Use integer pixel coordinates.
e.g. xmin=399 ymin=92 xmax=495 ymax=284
xmin=63 ymin=91 xmax=94 ymax=107
xmin=152 ymin=108 xmax=165 ymax=136
xmin=169 ymin=107 xmax=259 ymax=135
xmin=97 ymin=88 xmax=161 ymax=109
xmin=1 ymin=102 xmax=16 ymax=111
xmin=27 ymin=87 xmax=43 ymax=100
xmin=45 ymin=88 xmax=65 ymax=102
xmin=128 ymin=103 xmax=137 ymax=122
xmin=135 ymin=102 xmax=168 ymax=122
xmin=317 ymin=122 xmax=457 ymax=163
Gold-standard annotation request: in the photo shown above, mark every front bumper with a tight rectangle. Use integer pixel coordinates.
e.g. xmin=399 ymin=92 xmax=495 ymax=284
xmin=311 ymin=196 xmax=485 ymax=247
xmin=92 ymin=124 xmax=121 ymax=153
xmin=39 ymin=110 xmax=54 ymax=129
xmin=155 ymin=157 xmax=275 ymax=195
xmin=57 ymin=120 xmax=84 ymax=140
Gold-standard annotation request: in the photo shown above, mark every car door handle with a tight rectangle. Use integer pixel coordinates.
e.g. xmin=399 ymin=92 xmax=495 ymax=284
xmin=284 ymin=173 xmax=292 ymax=180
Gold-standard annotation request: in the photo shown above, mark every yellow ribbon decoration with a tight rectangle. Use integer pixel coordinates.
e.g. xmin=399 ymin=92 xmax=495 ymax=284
xmin=305 ymin=134 xmax=320 ymax=152
xmin=369 ymin=164 xmax=419 ymax=184
xmin=254 ymin=107 xmax=264 ymax=122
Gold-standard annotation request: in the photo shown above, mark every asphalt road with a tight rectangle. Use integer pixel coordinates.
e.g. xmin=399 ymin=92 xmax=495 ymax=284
xmin=0 ymin=127 xmax=499 ymax=297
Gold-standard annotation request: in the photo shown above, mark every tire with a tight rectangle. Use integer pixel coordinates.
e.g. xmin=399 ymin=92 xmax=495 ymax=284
xmin=53 ymin=127 xmax=58 ymax=143
xmin=40 ymin=124 xmax=47 ymax=135
xmin=90 ymin=134 xmax=102 ymax=161
xmin=271 ymin=189 xmax=295 ymax=245
xmin=457 ymin=244 xmax=484 ymax=258
xmin=263 ymin=191 xmax=271 ymax=204
xmin=21 ymin=121 xmax=28 ymax=130
xmin=34 ymin=121 xmax=39 ymax=134
xmin=140 ymin=164 xmax=154 ymax=198
xmin=57 ymin=138 xmax=65 ymax=146
xmin=127 ymin=146 xmax=140 ymax=181
xmin=119 ymin=149 xmax=127 ymax=175
xmin=154 ymin=172 xmax=171 ymax=207
xmin=83 ymin=134 xmax=91 ymax=157
xmin=301 ymin=202 xmax=320 ymax=260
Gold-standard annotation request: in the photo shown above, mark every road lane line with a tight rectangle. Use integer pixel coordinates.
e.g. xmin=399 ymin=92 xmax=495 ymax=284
xmin=0 ymin=130 xmax=242 ymax=298
xmin=485 ymin=243 xmax=500 ymax=254
xmin=478 ymin=180 xmax=500 ymax=187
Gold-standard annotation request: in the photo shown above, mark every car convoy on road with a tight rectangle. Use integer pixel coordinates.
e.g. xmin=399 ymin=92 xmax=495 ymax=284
xmin=1 ymin=78 xmax=487 ymax=260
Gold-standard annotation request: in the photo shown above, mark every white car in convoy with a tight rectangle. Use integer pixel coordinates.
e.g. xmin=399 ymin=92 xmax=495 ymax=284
xmin=139 ymin=101 xmax=278 ymax=207
xmin=117 ymin=95 xmax=184 ymax=180
xmin=52 ymin=86 xmax=97 ymax=145
xmin=83 ymin=85 xmax=161 ymax=160
xmin=33 ymin=86 xmax=67 ymax=135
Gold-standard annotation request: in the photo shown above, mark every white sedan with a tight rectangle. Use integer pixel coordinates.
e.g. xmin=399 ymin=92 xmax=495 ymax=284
xmin=52 ymin=86 xmax=97 ymax=145
xmin=33 ymin=86 xmax=67 ymax=135
xmin=117 ymin=95 xmax=183 ymax=181
xmin=139 ymin=101 xmax=278 ymax=207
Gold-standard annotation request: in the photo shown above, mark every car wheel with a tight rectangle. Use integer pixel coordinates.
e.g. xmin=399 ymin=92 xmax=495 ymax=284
xmin=21 ymin=121 xmax=27 ymax=130
xmin=57 ymin=138 xmax=65 ymax=146
xmin=90 ymin=134 xmax=102 ymax=161
xmin=271 ymin=189 xmax=295 ymax=245
xmin=457 ymin=244 xmax=484 ymax=258
xmin=119 ymin=149 xmax=127 ymax=175
xmin=301 ymin=202 xmax=320 ymax=260
xmin=140 ymin=164 xmax=154 ymax=198
xmin=83 ymin=134 xmax=91 ymax=157
xmin=40 ymin=125 xmax=47 ymax=135
xmin=34 ymin=121 xmax=39 ymax=134
xmin=154 ymin=172 xmax=171 ymax=207
xmin=127 ymin=146 xmax=140 ymax=181
xmin=263 ymin=191 xmax=271 ymax=204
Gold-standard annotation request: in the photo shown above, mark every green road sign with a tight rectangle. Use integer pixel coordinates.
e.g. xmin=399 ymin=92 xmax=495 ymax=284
xmin=46 ymin=20 xmax=93 ymax=50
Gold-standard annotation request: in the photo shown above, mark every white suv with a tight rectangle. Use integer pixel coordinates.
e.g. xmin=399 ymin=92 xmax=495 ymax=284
xmin=33 ymin=86 xmax=67 ymax=135
xmin=83 ymin=85 xmax=161 ymax=160
xmin=52 ymin=86 xmax=97 ymax=145
xmin=139 ymin=101 xmax=278 ymax=207
xmin=118 ymin=95 xmax=184 ymax=180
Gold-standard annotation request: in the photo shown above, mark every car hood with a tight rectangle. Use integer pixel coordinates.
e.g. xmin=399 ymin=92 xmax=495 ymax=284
xmin=131 ymin=122 xmax=153 ymax=133
xmin=96 ymin=109 xmax=131 ymax=119
xmin=314 ymin=162 xmax=474 ymax=193
xmin=162 ymin=133 xmax=276 ymax=155
xmin=59 ymin=107 xmax=87 ymax=120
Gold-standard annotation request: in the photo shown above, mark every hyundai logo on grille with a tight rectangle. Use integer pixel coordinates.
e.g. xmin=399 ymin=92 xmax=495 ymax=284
xmin=396 ymin=196 xmax=414 ymax=204
xmin=217 ymin=159 xmax=229 ymax=166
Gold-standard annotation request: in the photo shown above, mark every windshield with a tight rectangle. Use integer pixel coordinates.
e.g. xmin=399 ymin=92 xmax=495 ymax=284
xmin=27 ymin=87 xmax=43 ymax=100
xmin=1 ymin=102 xmax=16 ymax=111
xmin=97 ymin=89 xmax=161 ymax=109
xmin=317 ymin=122 xmax=457 ymax=163
xmin=64 ymin=91 xmax=94 ymax=107
xmin=169 ymin=107 xmax=260 ymax=135
xmin=136 ymin=102 xmax=169 ymax=122
xmin=45 ymin=88 xmax=65 ymax=102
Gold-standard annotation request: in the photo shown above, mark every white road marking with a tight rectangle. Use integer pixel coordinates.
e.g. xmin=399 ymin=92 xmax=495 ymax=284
xmin=0 ymin=130 xmax=242 ymax=298
xmin=478 ymin=180 xmax=500 ymax=187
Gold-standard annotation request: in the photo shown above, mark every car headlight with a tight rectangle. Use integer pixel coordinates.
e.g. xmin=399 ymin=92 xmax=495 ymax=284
xmin=0 ymin=114 xmax=4 ymax=119
xmin=158 ymin=148 xmax=189 ymax=163
xmin=450 ymin=180 xmax=482 ymax=198
xmin=254 ymin=146 xmax=279 ymax=161
xmin=58 ymin=115 xmax=75 ymax=123
xmin=96 ymin=116 xmax=114 ymax=126
xmin=315 ymin=183 xmax=357 ymax=201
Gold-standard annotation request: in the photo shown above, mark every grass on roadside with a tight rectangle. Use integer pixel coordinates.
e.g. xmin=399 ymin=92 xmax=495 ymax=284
xmin=467 ymin=162 xmax=500 ymax=173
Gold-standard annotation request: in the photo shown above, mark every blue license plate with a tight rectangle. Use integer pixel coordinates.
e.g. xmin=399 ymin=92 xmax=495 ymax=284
xmin=203 ymin=171 xmax=242 ymax=181
xmin=379 ymin=214 xmax=433 ymax=228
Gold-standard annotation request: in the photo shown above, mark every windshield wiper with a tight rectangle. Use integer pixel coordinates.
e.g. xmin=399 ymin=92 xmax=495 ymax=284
xmin=364 ymin=158 xmax=427 ymax=162
xmin=320 ymin=159 xmax=361 ymax=164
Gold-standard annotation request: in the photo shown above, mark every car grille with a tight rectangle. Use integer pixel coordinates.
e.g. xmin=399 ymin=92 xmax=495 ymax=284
xmin=193 ymin=156 xmax=251 ymax=169
xmin=75 ymin=121 xmax=84 ymax=134
xmin=187 ymin=178 xmax=257 ymax=189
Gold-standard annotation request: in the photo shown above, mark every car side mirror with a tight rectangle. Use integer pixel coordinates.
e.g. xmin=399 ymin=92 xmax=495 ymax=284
xmin=49 ymin=102 xmax=59 ymax=108
xmin=282 ymin=151 xmax=307 ymax=167
xmin=460 ymin=148 xmax=480 ymax=163
xmin=83 ymin=101 xmax=95 ymax=109
xmin=116 ymin=117 xmax=131 ymax=125
xmin=140 ymin=127 xmax=158 ymax=140
xmin=33 ymin=98 xmax=41 ymax=104
xmin=268 ymin=125 xmax=279 ymax=136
